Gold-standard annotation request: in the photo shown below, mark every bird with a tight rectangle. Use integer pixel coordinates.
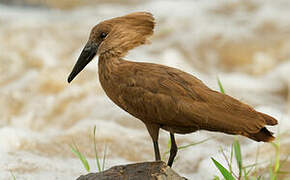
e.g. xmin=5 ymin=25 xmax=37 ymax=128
xmin=67 ymin=12 xmax=278 ymax=167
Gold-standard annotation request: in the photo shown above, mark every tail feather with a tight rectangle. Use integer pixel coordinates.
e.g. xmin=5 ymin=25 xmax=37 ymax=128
xmin=259 ymin=112 xmax=278 ymax=125
xmin=248 ymin=127 xmax=275 ymax=142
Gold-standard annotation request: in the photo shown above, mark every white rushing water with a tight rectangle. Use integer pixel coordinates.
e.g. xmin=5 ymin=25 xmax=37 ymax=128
xmin=0 ymin=0 xmax=290 ymax=179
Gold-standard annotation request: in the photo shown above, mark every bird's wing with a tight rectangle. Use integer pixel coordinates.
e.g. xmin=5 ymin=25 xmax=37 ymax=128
xmin=118 ymin=61 xmax=270 ymax=135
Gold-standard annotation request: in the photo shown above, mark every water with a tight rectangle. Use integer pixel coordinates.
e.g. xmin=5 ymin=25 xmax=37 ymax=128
xmin=0 ymin=0 xmax=290 ymax=179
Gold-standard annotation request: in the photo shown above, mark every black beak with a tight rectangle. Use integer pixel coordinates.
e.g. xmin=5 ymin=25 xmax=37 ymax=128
xmin=67 ymin=42 xmax=99 ymax=83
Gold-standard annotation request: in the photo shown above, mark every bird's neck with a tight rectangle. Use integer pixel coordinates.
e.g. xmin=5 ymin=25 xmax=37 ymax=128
xmin=98 ymin=53 xmax=123 ymax=81
xmin=98 ymin=53 xmax=121 ymax=69
xmin=98 ymin=54 xmax=124 ymax=106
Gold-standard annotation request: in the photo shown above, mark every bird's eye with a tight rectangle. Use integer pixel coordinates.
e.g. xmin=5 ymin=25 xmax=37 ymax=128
xmin=100 ymin=32 xmax=107 ymax=39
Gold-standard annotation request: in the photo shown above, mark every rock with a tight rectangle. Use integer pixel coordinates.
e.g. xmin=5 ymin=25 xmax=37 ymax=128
xmin=76 ymin=161 xmax=187 ymax=180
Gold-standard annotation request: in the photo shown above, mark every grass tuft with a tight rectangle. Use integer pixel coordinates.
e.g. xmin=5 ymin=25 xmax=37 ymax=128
xmin=211 ymin=157 xmax=235 ymax=180
xmin=234 ymin=138 xmax=242 ymax=178
xmin=70 ymin=140 xmax=90 ymax=172
xmin=70 ymin=125 xmax=107 ymax=173
xmin=162 ymin=137 xmax=211 ymax=162
xmin=102 ymin=144 xmax=107 ymax=172
xmin=217 ymin=77 xmax=225 ymax=94
xmin=93 ymin=125 xmax=102 ymax=172
xmin=10 ymin=171 xmax=16 ymax=180
xmin=212 ymin=78 xmax=286 ymax=180
xmin=212 ymin=127 xmax=285 ymax=180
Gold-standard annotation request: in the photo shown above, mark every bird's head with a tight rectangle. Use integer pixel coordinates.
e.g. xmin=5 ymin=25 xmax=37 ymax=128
xmin=68 ymin=12 xmax=155 ymax=83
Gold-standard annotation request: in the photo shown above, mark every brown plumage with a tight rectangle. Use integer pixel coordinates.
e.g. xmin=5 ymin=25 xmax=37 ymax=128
xmin=68 ymin=12 xmax=278 ymax=167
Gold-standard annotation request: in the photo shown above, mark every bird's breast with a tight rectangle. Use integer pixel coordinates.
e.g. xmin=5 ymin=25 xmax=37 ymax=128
xmin=98 ymin=60 xmax=133 ymax=114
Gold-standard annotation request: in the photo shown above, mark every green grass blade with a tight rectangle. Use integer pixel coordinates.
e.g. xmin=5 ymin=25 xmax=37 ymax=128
xmin=70 ymin=142 xmax=90 ymax=172
xmin=217 ymin=77 xmax=225 ymax=94
xmin=230 ymin=143 xmax=233 ymax=174
xmin=93 ymin=125 xmax=102 ymax=172
xmin=102 ymin=144 xmax=107 ymax=171
xmin=269 ymin=161 xmax=275 ymax=180
xmin=178 ymin=138 xmax=211 ymax=150
xmin=10 ymin=171 xmax=16 ymax=180
xmin=243 ymin=168 xmax=247 ymax=180
xmin=219 ymin=146 xmax=238 ymax=178
xmin=244 ymin=162 xmax=260 ymax=174
xmin=251 ymin=144 xmax=260 ymax=176
xmin=277 ymin=170 xmax=290 ymax=174
xmin=163 ymin=138 xmax=210 ymax=156
xmin=211 ymin=157 xmax=235 ymax=180
xmin=270 ymin=135 xmax=280 ymax=179
xmin=162 ymin=137 xmax=171 ymax=160
xmin=213 ymin=175 xmax=220 ymax=180
xmin=272 ymin=138 xmax=280 ymax=173
xmin=234 ymin=139 xmax=243 ymax=178
xmin=219 ymin=146 xmax=232 ymax=176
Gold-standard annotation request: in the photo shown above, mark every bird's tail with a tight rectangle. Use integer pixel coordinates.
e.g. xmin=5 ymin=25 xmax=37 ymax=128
xmin=248 ymin=127 xmax=275 ymax=142
xmin=246 ymin=112 xmax=277 ymax=142
xmin=259 ymin=112 xmax=278 ymax=125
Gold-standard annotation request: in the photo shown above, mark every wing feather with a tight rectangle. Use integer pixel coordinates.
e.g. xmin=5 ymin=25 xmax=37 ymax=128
xmin=118 ymin=61 xmax=273 ymax=135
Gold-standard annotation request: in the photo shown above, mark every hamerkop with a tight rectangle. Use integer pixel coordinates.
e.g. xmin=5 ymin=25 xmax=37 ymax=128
xmin=68 ymin=12 xmax=278 ymax=167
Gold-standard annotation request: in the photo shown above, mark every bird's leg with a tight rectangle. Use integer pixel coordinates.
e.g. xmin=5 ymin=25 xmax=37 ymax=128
xmin=145 ymin=124 xmax=161 ymax=161
xmin=153 ymin=140 xmax=161 ymax=161
xmin=167 ymin=133 xmax=177 ymax=167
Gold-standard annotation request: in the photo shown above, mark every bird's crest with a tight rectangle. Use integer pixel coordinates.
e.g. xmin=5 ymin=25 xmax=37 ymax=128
xmin=91 ymin=12 xmax=155 ymax=58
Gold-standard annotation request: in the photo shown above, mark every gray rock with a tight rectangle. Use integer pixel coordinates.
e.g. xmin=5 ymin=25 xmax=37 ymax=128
xmin=77 ymin=161 xmax=187 ymax=180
